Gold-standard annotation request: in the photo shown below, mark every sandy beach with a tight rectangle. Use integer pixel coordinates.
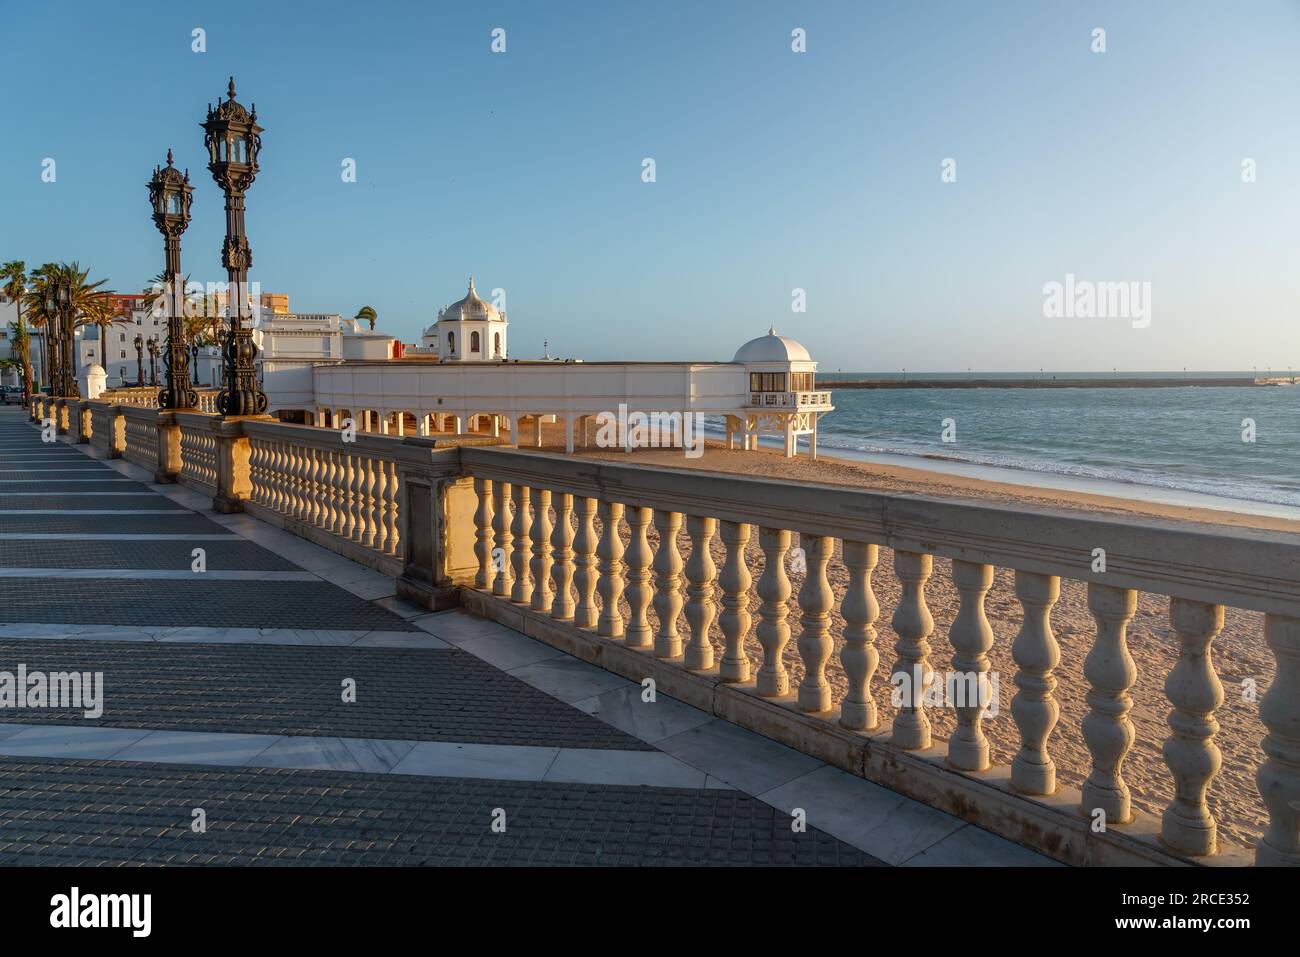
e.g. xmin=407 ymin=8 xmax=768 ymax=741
xmin=496 ymin=428 xmax=1294 ymax=850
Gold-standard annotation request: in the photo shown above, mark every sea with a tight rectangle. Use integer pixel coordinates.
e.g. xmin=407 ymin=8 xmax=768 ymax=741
xmin=734 ymin=372 xmax=1300 ymax=519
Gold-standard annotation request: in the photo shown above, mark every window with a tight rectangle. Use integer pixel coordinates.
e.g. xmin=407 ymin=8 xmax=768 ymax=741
xmin=447 ymin=331 xmax=456 ymax=354
xmin=120 ymin=351 xmax=126 ymax=359
xmin=494 ymin=332 xmax=501 ymax=356
xmin=791 ymin=372 xmax=814 ymax=391
xmin=748 ymin=372 xmax=787 ymax=393
xmin=120 ymin=332 xmax=126 ymax=342
xmin=470 ymin=331 xmax=480 ymax=353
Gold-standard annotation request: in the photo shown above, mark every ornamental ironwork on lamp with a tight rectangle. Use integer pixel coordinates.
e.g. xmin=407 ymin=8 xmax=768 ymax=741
xmin=148 ymin=149 xmax=198 ymax=409
xmin=201 ymin=76 xmax=267 ymax=417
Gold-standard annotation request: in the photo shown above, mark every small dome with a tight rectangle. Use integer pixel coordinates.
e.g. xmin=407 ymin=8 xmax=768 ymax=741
xmin=732 ymin=326 xmax=811 ymax=363
xmin=84 ymin=363 xmax=107 ymax=376
xmin=436 ymin=276 xmax=500 ymax=325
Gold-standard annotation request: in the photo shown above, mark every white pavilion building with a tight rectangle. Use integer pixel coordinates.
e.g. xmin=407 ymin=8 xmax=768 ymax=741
xmin=266 ymin=278 xmax=833 ymax=459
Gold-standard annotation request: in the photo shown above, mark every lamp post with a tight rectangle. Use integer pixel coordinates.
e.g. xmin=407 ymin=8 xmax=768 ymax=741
xmin=42 ymin=283 xmax=60 ymax=396
xmin=202 ymin=77 xmax=267 ymax=417
xmin=134 ymin=333 xmax=144 ymax=386
xmin=44 ymin=277 xmax=77 ymax=398
xmin=147 ymin=337 xmax=159 ymax=386
xmin=148 ymin=149 xmax=198 ymax=409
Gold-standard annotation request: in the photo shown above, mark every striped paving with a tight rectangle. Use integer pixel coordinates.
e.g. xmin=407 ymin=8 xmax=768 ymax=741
xmin=0 ymin=409 xmax=1048 ymax=867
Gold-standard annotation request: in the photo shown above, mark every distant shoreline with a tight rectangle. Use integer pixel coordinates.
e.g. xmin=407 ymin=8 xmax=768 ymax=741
xmin=819 ymin=376 xmax=1295 ymax=389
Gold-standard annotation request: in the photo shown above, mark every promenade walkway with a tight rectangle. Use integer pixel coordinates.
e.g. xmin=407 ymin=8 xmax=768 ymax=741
xmin=0 ymin=406 xmax=1050 ymax=866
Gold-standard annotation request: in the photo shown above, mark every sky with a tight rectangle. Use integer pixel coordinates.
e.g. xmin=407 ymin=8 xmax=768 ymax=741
xmin=2 ymin=0 xmax=1298 ymax=372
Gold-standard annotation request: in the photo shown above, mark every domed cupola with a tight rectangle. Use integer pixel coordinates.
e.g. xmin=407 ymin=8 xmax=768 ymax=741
xmin=424 ymin=275 xmax=509 ymax=362
xmin=732 ymin=326 xmax=813 ymax=364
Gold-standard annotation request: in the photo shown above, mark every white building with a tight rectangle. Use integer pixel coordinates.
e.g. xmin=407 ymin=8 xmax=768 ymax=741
xmin=256 ymin=311 xmax=397 ymax=414
xmin=303 ymin=316 xmax=833 ymax=458
xmin=414 ymin=276 xmax=508 ymax=361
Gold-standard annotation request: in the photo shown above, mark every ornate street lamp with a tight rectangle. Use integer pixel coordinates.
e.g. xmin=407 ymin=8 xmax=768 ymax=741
xmin=148 ymin=149 xmax=198 ymax=409
xmin=44 ymin=277 xmax=77 ymax=398
xmin=147 ymin=337 xmax=159 ymax=386
xmin=202 ymin=77 xmax=267 ymax=416
xmin=134 ymin=333 xmax=144 ymax=386
xmin=42 ymin=283 xmax=60 ymax=396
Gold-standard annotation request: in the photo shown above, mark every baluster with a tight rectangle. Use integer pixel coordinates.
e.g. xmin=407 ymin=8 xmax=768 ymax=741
xmin=247 ymin=440 xmax=261 ymax=500
xmin=572 ymin=497 xmax=599 ymax=628
xmin=891 ymin=551 xmax=934 ymax=749
xmin=840 ymin=540 xmax=879 ymax=730
xmin=948 ymin=560 xmax=996 ymax=771
xmin=510 ymin=484 xmax=532 ymax=604
xmin=492 ymin=482 xmax=514 ymax=596
xmin=349 ymin=450 xmax=364 ymax=540
xmin=550 ymin=492 xmax=575 ymax=619
xmin=1011 ymin=571 xmax=1061 ymax=795
xmin=596 ymin=501 xmax=626 ymax=638
xmin=1161 ymin=599 xmax=1225 ymax=855
xmin=382 ymin=459 xmax=400 ymax=554
xmin=623 ymin=506 xmax=654 ymax=649
xmin=286 ymin=445 xmax=301 ymax=518
xmin=1257 ymin=614 xmax=1300 ymax=866
xmin=718 ymin=521 xmax=752 ymax=682
xmin=361 ymin=456 xmax=379 ymax=547
xmin=797 ymin=534 xmax=835 ymax=712
xmin=318 ymin=449 xmax=333 ymax=530
xmin=343 ymin=451 xmax=359 ymax=538
xmin=310 ymin=448 xmax=326 ymax=527
xmin=334 ymin=450 xmax=350 ymax=534
xmin=755 ymin=527 xmax=792 ymax=697
xmin=267 ymin=442 xmax=281 ymax=511
xmin=473 ymin=478 xmax=495 ymax=590
xmin=335 ymin=449 xmax=351 ymax=535
xmin=1082 ymin=583 xmax=1138 ymax=823
xmin=339 ymin=451 xmax=355 ymax=538
xmin=371 ymin=455 xmax=388 ymax=551
xmin=652 ymin=510 xmax=685 ymax=659
xmin=530 ymin=488 xmax=553 ymax=611
xmin=684 ymin=515 xmax=717 ymax=670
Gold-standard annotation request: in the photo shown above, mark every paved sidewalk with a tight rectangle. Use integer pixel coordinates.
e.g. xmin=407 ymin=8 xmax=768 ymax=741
xmin=0 ymin=407 xmax=1053 ymax=866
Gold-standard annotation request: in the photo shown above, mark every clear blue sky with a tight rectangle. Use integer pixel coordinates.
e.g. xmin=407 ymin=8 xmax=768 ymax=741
xmin=2 ymin=0 xmax=1298 ymax=371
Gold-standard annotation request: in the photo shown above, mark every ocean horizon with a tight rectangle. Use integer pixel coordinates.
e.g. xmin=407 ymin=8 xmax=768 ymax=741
xmin=728 ymin=373 xmax=1300 ymax=513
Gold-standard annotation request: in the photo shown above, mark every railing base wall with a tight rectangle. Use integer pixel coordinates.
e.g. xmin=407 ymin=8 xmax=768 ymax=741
xmin=397 ymin=574 xmax=462 ymax=612
xmin=459 ymin=586 xmax=1256 ymax=868
xmin=240 ymin=499 xmax=404 ymax=579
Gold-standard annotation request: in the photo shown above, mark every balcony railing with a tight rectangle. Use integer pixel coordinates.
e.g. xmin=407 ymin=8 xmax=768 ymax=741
xmin=749 ymin=390 xmax=833 ymax=408
xmin=40 ymin=399 xmax=1300 ymax=867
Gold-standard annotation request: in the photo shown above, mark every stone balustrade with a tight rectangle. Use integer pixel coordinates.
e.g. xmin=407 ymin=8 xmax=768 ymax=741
xmin=31 ymin=404 xmax=1300 ymax=867
xmin=451 ymin=447 xmax=1300 ymax=868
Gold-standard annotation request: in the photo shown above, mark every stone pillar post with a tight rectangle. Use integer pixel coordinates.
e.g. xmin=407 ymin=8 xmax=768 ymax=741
xmin=76 ymin=401 xmax=93 ymax=444
xmin=212 ymin=417 xmax=257 ymax=513
xmin=155 ymin=411 xmax=181 ymax=483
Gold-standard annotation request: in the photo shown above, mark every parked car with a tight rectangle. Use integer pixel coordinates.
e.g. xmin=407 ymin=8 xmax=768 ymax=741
xmin=0 ymin=386 xmax=24 ymax=405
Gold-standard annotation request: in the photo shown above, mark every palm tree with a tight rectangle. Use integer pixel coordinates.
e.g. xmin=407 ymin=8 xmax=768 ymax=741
xmin=24 ymin=262 xmax=112 ymax=391
xmin=355 ymin=305 xmax=377 ymax=331
xmin=23 ymin=262 xmax=58 ymax=392
xmin=76 ymin=291 xmax=130 ymax=373
xmin=6 ymin=320 xmax=31 ymax=397
xmin=0 ymin=261 xmax=33 ymax=399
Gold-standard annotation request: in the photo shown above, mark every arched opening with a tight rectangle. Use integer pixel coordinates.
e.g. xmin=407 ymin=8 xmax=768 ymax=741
xmin=494 ymin=332 xmax=501 ymax=357
xmin=447 ymin=331 xmax=456 ymax=355
xmin=470 ymin=330 xmax=481 ymax=354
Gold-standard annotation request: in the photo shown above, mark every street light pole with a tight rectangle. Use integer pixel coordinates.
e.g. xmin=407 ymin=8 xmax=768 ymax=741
xmin=202 ymin=77 xmax=267 ymax=417
xmin=147 ymin=337 xmax=159 ymax=387
xmin=149 ymin=149 xmax=198 ymax=409
xmin=134 ymin=333 xmax=144 ymax=387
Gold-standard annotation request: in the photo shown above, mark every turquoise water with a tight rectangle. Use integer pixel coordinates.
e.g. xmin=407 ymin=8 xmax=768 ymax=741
xmin=813 ymin=380 xmax=1300 ymax=508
